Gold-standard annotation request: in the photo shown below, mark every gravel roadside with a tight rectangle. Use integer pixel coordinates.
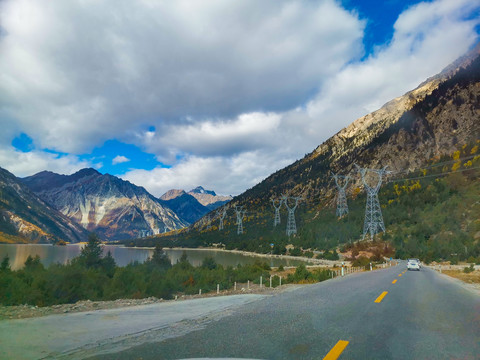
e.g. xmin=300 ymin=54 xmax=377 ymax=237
xmin=0 ymin=283 xmax=301 ymax=320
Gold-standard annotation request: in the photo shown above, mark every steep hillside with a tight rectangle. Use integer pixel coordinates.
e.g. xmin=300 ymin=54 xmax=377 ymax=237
xmin=0 ymin=167 xmax=88 ymax=243
xmin=163 ymin=193 xmax=210 ymax=224
xmin=23 ymin=169 xmax=188 ymax=241
xmin=134 ymin=46 xmax=480 ymax=262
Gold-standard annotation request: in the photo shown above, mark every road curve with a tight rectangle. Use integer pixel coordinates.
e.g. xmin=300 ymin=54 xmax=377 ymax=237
xmin=92 ymin=263 xmax=480 ymax=360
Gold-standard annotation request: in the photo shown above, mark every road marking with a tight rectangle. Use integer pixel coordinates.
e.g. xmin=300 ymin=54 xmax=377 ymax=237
xmin=392 ymin=279 xmax=397 ymax=284
xmin=323 ymin=340 xmax=349 ymax=360
xmin=398 ymin=274 xmax=402 ymax=277
xmin=374 ymin=291 xmax=388 ymax=303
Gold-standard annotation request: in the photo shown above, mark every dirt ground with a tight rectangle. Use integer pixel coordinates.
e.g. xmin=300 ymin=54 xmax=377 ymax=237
xmin=442 ymin=269 xmax=480 ymax=284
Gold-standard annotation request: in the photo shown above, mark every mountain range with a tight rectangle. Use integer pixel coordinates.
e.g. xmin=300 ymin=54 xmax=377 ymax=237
xmin=0 ymin=167 xmax=88 ymax=243
xmin=159 ymin=186 xmax=232 ymax=223
xmin=21 ymin=168 xmax=188 ymax=241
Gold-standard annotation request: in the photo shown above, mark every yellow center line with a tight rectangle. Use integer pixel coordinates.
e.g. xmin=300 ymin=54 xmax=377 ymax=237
xmin=398 ymin=274 xmax=402 ymax=277
xmin=374 ymin=291 xmax=388 ymax=303
xmin=392 ymin=279 xmax=397 ymax=284
xmin=323 ymin=340 xmax=349 ymax=360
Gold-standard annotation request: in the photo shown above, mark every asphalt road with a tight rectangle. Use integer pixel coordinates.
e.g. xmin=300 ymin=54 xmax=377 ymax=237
xmin=91 ymin=264 xmax=480 ymax=360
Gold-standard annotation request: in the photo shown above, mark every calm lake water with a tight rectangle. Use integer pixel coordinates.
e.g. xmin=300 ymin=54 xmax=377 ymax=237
xmin=0 ymin=244 xmax=309 ymax=270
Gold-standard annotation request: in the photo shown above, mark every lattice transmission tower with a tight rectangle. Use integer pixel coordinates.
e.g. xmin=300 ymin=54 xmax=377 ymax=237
xmin=217 ymin=208 xmax=227 ymax=231
xmin=283 ymin=196 xmax=302 ymax=236
xmin=355 ymin=164 xmax=391 ymax=240
xmin=234 ymin=206 xmax=246 ymax=235
xmin=332 ymin=173 xmax=350 ymax=218
xmin=271 ymin=198 xmax=283 ymax=227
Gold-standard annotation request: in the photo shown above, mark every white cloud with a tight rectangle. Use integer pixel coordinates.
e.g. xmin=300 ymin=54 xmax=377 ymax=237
xmin=0 ymin=0 xmax=479 ymax=197
xmin=0 ymin=147 xmax=91 ymax=177
xmin=0 ymin=0 xmax=364 ymax=154
xmin=112 ymin=155 xmax=130 ymax=165
xmin=123 ymin=151 xmax=295 ymax=197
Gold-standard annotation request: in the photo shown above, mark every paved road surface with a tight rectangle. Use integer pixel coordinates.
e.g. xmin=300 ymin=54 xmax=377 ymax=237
xmin=93 ymin=264 xmax=480 ymax=359
xmin=0 ymin=294 xmax=266 ymax=360
xmin=2 ymin=264 xmax=479 ymax=359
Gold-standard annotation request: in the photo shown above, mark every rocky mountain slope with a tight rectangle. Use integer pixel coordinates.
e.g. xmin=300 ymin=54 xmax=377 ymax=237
xmin=0 ymin=167 xmax=87 ymax=243
xmin=162 ymin=193 xmax=210 ymax=224
xmin=22 ymin=169 xmax=188 ymax=241
xmin=186 ymin=186 xmax=232 ymax=210
xmin=139 ymin=44 xmax=480 ymax=259
xmin=235 ymin=43 xmax=480 ymax=203
xmin=160 ymin=186 xmax=232 ymax=224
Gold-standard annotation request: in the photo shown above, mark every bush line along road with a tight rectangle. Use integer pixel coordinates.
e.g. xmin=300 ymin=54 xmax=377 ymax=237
xmin=1 ymin=261 xmax=479 ymax=359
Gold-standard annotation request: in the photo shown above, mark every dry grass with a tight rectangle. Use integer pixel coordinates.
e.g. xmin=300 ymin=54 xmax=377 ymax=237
xmin=442 ymin=270 xmax=480 ymax=284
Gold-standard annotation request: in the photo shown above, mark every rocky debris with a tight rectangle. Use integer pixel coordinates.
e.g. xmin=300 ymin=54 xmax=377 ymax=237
xmin=0 ymin=297 xmax=162 ymax=320
xmin=0 ymin=284 xmax=301 ymax=321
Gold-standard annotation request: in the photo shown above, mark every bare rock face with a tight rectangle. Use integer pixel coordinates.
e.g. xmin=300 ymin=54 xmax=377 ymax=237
xmin=188 ymin=186 xmax=232 ymax=210
xmin=23 ymin=169 xmax=188 ymax=241
xmin=235 ymin=44 xmax=480 ymax=204
xmin=0 ymin=167 xmax=88 ymax=243
xmin=160 ymin=189 xmax=186 ymax=201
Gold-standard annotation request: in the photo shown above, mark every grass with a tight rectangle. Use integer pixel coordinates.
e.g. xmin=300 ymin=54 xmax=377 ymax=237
xmin=442 ymin=269 xmax=480 ymax=284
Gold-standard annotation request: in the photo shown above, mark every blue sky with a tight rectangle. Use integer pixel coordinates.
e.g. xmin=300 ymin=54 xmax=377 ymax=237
xmin=1 ymin=0 xmax=479 ymax=196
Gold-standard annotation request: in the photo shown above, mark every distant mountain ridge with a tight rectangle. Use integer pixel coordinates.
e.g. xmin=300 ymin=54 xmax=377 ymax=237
xmin=0 ymin=167 xmax=88 ymax=243
xmin=22 ymin=169 xmax=188 ymax=241
xmin=187 ymin=186 xmax=232 ymax=210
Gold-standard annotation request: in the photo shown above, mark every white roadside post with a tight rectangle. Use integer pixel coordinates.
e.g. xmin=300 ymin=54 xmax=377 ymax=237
xmin=260 ymin=276 xmax=263 ymax=288
xmin=370 ymin=262 xmax=372 ymax=271
xmin=270 ymin=275 xmax=272 ymax=288
xmin=217 ymin=284 xmax=219 ymax=294
xmin=341 ymin=262 xmax=344 ymax=277
xmin=234 ymin=282 xmax=237 ymax=291
xmin=248 ymin=280 xmax=250 ymax=289
xmin=199 ymin=289 xmax=202 ymax=295
xmin=279 ymin=276 xmax=282 ymax=286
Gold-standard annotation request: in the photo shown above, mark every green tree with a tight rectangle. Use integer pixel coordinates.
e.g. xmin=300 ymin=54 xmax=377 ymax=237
xmin=0 ymin=255 xmax=10 ymax=272
xmin=151 ymin=245 xmax=171 ymax=270
xmin=201 ymin=256 xmax=217 ymax=270
xmin=79 ymin=233 xmax=103 ymax=268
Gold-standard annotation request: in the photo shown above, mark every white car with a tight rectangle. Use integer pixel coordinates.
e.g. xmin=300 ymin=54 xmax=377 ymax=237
xmin=407 ymin=259 xmax=420 ymax=271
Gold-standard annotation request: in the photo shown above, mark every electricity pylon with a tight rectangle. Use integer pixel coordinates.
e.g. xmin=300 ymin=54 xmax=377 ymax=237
xmin=355 ymin=164 xmax=391 ymax=240
xmin=217 ymin=208 xmax=227 ymax=230
xmin=271 ymin=198 xmax=283 ymax=227
xmin=332 ymin=173 xmax=350 ymax=218
xmin=235 ymin=206 xmax=246 ymax=234
xmin=284 ymin=196 xmax=302 ymax=236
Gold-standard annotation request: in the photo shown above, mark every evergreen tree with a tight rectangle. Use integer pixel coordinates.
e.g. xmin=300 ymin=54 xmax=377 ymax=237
xmin=1 ymin=255 xmax=11 ymax=272
xmin=79 ymin=233 xmax=103 ymax=268
xmin=151 ymin=245 xmax=171 ymax=270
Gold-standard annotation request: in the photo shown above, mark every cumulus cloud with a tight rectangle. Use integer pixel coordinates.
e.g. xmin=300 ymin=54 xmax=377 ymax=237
xmin=0 ymin=148 xmax=91 ymax=177
xmin=112 ymin=155 xmax=130 ymax=165
xmin=0 ymin=0 xmax=363 ymax=153
xmin=0 ymin=0 xmax=479 ymax=196
xmin=123 ymin=151 xmax=295 ymax=197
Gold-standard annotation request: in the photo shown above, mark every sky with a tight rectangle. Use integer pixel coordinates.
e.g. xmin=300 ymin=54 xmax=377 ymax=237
xmin=1 ymin=0 xmax=479 ymax=197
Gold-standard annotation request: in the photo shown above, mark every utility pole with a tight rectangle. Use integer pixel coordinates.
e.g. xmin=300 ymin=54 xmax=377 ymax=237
xmin=217 ymin=208 xmax=227 ymax=231
xmin=271 ymin=198 xmax=283 ymax=227
xmin=235 ymin=206 xmax=246 ymax=235
xmin=355 ymin=164 xmax=391 ymax=240
xmin=284 ymin=196 xmax=302 ymax=236
xmin=332 ymin=173 xmax=350 ymax=218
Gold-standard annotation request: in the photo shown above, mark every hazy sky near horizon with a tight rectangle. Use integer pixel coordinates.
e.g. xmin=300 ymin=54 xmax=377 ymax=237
xmin=1 ymin=0 xmax=479 ymax=196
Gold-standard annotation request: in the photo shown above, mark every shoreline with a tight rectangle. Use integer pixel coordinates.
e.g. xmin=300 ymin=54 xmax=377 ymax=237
xmin=138 ymin=245 xmax=347 ymax=267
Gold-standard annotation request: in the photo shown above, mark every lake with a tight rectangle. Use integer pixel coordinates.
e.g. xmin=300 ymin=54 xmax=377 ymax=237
xmin=0 ymin=244 xmax=309 ymax=270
